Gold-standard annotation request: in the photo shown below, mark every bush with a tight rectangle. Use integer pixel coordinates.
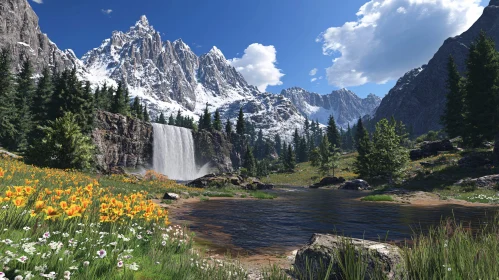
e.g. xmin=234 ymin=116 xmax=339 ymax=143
xmin=361 ymin=195 xmax=394 ymax=202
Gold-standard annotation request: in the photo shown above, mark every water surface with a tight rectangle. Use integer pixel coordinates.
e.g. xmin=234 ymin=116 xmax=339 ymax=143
xmin=173 ymin=188 xmax=498 ymax=255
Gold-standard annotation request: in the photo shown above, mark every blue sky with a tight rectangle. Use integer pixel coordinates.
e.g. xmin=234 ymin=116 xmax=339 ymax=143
xmin=30 ymin=0 xmax=488 ymax=98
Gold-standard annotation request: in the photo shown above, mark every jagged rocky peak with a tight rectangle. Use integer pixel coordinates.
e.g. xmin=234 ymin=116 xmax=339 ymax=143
xmin=0 ymin=0 xmax=82 ymax=72
xmin=491 ymin=0 xmax=499 ymax=6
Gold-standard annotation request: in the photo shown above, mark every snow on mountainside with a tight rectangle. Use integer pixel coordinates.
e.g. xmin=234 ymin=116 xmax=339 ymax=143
xmin=82 ymin=15 xmax=305 ymax=139
xmin=280 ymin=87 xmax=382 ymax=129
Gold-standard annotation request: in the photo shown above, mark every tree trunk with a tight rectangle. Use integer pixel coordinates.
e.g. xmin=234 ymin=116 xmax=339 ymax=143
xmin=494 ymin=132 xmax=499 ymax=165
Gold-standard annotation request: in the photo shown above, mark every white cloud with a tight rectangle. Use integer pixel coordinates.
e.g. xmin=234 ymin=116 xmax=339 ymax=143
xmin=32 ymin=0 xmax=43 ymax=4
xmin=311 ymin=78 xmax=317 ymax=82
xmin=309 ymin=68 xmax=318 ymax=76
xmin=317 ymin=0 xmax=484 ymax=87
xmin=101 ymin=9 xmax=113 ymax=15
xmin=229 ymin=43 xmax=284 ymax=92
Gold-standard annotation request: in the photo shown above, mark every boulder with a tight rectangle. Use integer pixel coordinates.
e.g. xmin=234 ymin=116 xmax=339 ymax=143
xmin=410 ymin=139 xmax=455 ymax=160
xmin=310 ymin=176 xmax=346 ymax=188
xmin=163 ymin=192 xmax=180 ymax=200
xmin=340 ymin=179 xmax=371 ymax=191
xmin=187 ymin=173 xmax=274 ymax=190
xmin=295 ymin=234 xmax=404 ymax=280
xmin=456 ymin=175 xmax=499 ymax=190
xmin=458 ymin=153 xmax=492 ymax=168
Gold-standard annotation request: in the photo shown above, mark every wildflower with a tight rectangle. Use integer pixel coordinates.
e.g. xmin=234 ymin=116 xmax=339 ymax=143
xmin=43 ymin=232 xmax=50 ymax=239
xmin=40 ymin=271 xmax=56 ymax=279
xmin=117 ymin=260 xmax=124 ymax=268
xmin=17 ymin=256 xmax=28 ymax=263
xmin=0 ymin=272 xmax=5 ymax=278
xmin=83 ymin=261 xmax=90 ymax=267
xmin=23 ymin=226 xmax=30 ymax=231
xmin=3 ymin=239 xmax=13 ymax=245
xmin=63 ymin=271 xmax=70 ymax=279
xmin=68 ymin=266 xmax=78 ymax=270
xmin=448 ymin=267 xmax=452 ymax=271
xmin=15 ymin=275 xmax=24 ymax=280
xmin=126 ymin=262 xmax=139 ymax=271
xmin=97 ymin=249 xmax=107 ymax=258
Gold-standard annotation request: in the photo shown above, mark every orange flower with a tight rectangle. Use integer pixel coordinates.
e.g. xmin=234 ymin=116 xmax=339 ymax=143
xmin=13 ymin=197 xmax=26 ymax=207
xmin=60 ymin=201 xmax=68 ymax=210
xmin=43 ymin=206 xmax=61 ymax=220
xmin=99 ymin=215 xmax=110 ymax=222
xmin=24 ymin=186 xmax=34 ymax=195
xmin=35 ymin=200 xmax=45 ymax=210
xmin=0 ymin=168 xmax=4 ymax=178
xmin=5 ymin=190 xmax=13 ymax=198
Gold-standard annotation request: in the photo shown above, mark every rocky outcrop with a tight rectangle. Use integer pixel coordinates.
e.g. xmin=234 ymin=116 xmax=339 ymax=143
xmin=457 ymin=175 xmax=499 ymax=190
xmin=281 ymin=87 xmax=381 ymax=128
xmin=410 ymin=140 xmax=455 ymax=160
xmin=374 ymin=1 xmax=499 ymax=136
xmin=0 ymin=0 xmax=83 ymax=73
xmin=458 ymin=153 xmax=493 ymax=168
xmin=192 ymin=129 xmax=234 ymax=173
xmin=295 ymin=234 xmax=404 ymax=280
xmin=92 ymin=111 xmax=153 ymax=173
xmin=310 ymin=176 xmax=346 ymax=188
xmin=339 ymin=179 xmax=372 ymax=191
xmin=187 ymin=173 xmax=274 ymax=190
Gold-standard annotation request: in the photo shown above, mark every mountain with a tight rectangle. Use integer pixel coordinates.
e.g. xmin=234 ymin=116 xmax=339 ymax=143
xmin=82 ymin=16 xmax=305 ymax=139
xmin=373 ymin=0 xmax=499 ymax=136
xmin=0 ymin=0 xmax=83 ymax=73
xmin=281 ymin=87 xmax=381 ymax=128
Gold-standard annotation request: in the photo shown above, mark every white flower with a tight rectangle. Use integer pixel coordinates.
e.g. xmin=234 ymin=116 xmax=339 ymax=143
xmin=62 ymin=233 xmax=69 ymax=238
xmin=43 ymin=232 xmax=50 ymax=239
xmin=161 ymin=241 xmax=167 ymax=246
xmin=63 ymin=271 xmax=70 ymax=277
xmin=68 ymin=266 xmax=78 ymax=270
xmin=126 ymin=262 xmax=139 ymax=271
xmin=448 ymin=267 xmax=452 ymax=271
xmin=117 ymin=260 xmax=124 ymax=268
xmin=0 ymin=272 xmax=5 ymax=278
xmin=83 ymin=261 xmax=90 ymax=267
xmin=136 ymin=235 xmax=142 ymax=240
xmin=15 ymin=275 xmax=24 ymax=280
xmin=18 ymin=256 xmax=28 ymax=263
xmin=97 ymin=249 xmax=107 ymax=258
xmin=34 ymin=265 xmax=47 ymax=272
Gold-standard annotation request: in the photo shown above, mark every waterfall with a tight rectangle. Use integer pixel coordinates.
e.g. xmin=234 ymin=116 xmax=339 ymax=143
xmin=152 ymin=123 xmax=208 ymax=180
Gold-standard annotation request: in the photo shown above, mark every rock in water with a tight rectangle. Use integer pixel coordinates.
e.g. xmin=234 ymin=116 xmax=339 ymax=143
xmin=340 ymin=179 xmax=371 ymax=191
xmin=310 ymin=176 xmax=346 ymax=188
xmin=294 ymin=234 xmax=404 ymax=280
xmin=163 ymin=193 xmax=180 ymax=200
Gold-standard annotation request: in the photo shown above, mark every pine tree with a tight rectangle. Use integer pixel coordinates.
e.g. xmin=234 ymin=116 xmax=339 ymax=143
xmin=311 ymin=136 xmax=341 ymax=177
xmin=463 ymin=31 xmax=499 ymax=147
xmin=370 ymin=119 xmax=409 ymax=179
xmin=123 ymin=86 xmax=131 ymax=116
xmin=236 ymin=107 xmax=245 ymax=136
xmin=298 ymin=137 xmax=309 ymax=163
xmin=175 ymin=110 xmax=182 ymax=127
xmin=111 ymin=82 xmax=126 ymax=114
xmin=131 ymin=96 xmax=141 ymax=119
xmin=274 ymin=134 xmax=282 ymax=155
xmin=441 ymin=56 xmax=465 ymax=138
xmin=201 ymin=104 xmax=212 ymax=130
xmin=81 ymin=81 xmax=95 ymax=134
xmin=13 ymin=58 xmax=35 ymax=151
xmin=143 ymin=103 xmax=150 ymax=122
xmin=37 ymin=112 xmax=94 ymax=170
xmin=255 ymin=129 xmax=265 ymax=159
xmin=243 ymin=145 xmax=256 ymax=177
xmin=168 ymin=114 xmax=175 ymax=125
xmin=0 ymin=49 xmax=16 ymax=148
xmin=225 ymin=118 xmax=233 ymax=135
xmin=280 ymin=141 xmax=288 ymax=168
xmin=31 ymin=68 xmax=53 ymax=128
xmin=354 ymin=118 xmax=373 ymax=179
xmin=159 ymin=112 xmax=166 ymax=124
xmin=327 ymin=115 xmax=341 ymax=150
xmin=285 ymin=144 xmax=296 ymax=171
xmin=213 ymin=109 xmax=222 ymax=131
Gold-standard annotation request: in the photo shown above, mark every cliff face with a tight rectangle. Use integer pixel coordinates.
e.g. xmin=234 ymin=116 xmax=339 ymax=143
xmin=92 ymin=111 xmax=153 ymax=172
xmin=192 ymin=130 xmax=234 ymax=173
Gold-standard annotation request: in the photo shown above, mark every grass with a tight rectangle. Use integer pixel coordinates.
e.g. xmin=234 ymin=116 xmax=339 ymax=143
xmin=262 ymin=153 xmax=358 ymax=186
xmin=0 ymin=155 xmax=248 ymax=279
xmin=249 ymin=191 xmax=277 ymax=199
xmin=360 ymin=194 xmax=394 ymax=202
xmin=264 ymin=217 xmax=499 ymax=280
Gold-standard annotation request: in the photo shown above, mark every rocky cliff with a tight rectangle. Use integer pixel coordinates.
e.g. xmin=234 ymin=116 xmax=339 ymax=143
xmin=374 ymin=1 xmax=499 ymax=136
xmin=192 ymin=130 xmax=234 ymax=173
xmin=92 ymin=111 xmax=153 ymax=172
xmin=0 ymin=0 xmax=83 ymax=72
xmin=281 ymin=87 xmax=381 ymax=128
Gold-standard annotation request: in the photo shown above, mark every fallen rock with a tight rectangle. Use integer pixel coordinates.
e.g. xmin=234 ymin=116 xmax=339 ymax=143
xmin=295 ymin=234 xmax=404 ymax=280
xmin=163 ymin=192 xmax=180 ymax=200
xmin=410 ymin=139 xmax=455 ymax=160
xmin=187 ymin=173 xmax=274 ymax=190
xmin=310 ymin=176 xmax=346 ymax=188
xmin=456 ymin=175 xmax=499 ymax=190
xmin=340 ymin=179 xmax=372 ymax=191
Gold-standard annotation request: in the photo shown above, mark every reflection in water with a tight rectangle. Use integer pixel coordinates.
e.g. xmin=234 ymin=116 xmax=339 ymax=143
xmin=173 ymin=188 xmax=498 ymax=255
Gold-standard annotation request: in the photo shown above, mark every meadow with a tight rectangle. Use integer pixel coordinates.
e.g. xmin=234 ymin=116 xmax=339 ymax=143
xmin=0 ymin=155 xmax=248 ymax=280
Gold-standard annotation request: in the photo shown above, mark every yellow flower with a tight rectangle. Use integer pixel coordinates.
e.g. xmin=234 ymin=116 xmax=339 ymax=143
xmin=60 ymin=201 xmax=68 ymax=210
xmin=13 ymin=197 xmax=26 ymax=207
xmin=43 ymin=206 xmax=61 ymax=220
xmin=35 ymin=200 xmax=45 ymax=210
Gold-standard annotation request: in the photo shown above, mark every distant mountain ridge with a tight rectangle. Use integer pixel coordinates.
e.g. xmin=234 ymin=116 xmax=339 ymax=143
xmin=373 ymin=0 xmax=499 ymax=136
xmin=4 ymin=0 xmax=382 ymax=138
xmin=281 ymin=87 xmax=381 ymax=128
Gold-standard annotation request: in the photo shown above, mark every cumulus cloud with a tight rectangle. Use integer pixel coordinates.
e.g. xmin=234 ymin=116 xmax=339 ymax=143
xmin=309 ymin=68 xmax=318 ymax=76
xmin=317 ymin=0 xmax=484 ymax=87
xmin=229 ymin=43 xmax=284 ymax=91
xmin=32 ymin=0 xmax=43 ymax=4
xmin=101 ymin=9 xmax=113 ymax=15
xmin=311 ymin=78 xmax=317 ymax=82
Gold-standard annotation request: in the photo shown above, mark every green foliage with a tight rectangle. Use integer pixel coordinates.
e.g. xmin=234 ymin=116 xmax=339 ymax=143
xmin=311 ymin=136 xmax=341 ymax=177
xmin=284 ymin=144 xmax=296 ymax=172
xmin=13 ymin=58 xmax=35 ymax=152
xmin=326 ymin=115 xmax=341 ymax=149
xmin=225 ymin=118 xmax=233 ymax=136
xmin=354 ymin=118 xmax=373 ymax=178
xmin=243 ymin=145 xmax=256 ymax=177
xmin=415 ymin=130 xmax=446 ymax=143
xmin=236 ymin=107 xmax=245 ymax=135
xmin=158 ymin=112 xmax=167 ymax=124
xmin=213 ymin=109 xmax=222 ymax=131
xmin=199 ymin=104 xmax=212 ymax=131
xmin=142 ymin=103 xmax=150 ymax=122
xmin=249 ymin=191 xmax=276 ymax=199
xmin=37 ymin=112 xmax=95 ymax=170
xmin=131 ymin=96 xmax=142 ymax=120
xmin=0 ymin=49 xmax=17 ymax=149
xmin=111 ymin=81 xmax=129 ymax=116
xmin=442 ymin=55 xmax=466 ymax=139
xmin=361 ymin=195 xmax=394 ymax=202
